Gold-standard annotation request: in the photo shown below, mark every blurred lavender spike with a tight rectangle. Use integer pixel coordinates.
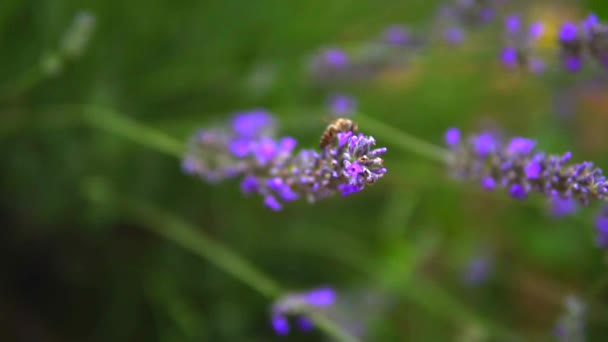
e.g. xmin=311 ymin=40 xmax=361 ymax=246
xmin=445 ymin=128 xmax=608 ymax=206
xmin=553 ymin=296 xmax=586 ymax=342
xmin=270 ymin=287 xmax=337 ymax=335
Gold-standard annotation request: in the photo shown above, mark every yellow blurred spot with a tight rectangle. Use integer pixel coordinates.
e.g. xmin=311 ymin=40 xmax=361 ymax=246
xmin=527 ymin=5 xmax=580 ymax=52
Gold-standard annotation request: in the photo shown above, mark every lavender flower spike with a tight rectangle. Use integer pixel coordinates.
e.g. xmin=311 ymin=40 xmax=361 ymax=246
xmin=183 ymin=113 xmax=387 ymax=210
xmin=445 ymin=128 xmax=608 ymax=205
xmin=270 ymin=287 xmax=337 ymax=336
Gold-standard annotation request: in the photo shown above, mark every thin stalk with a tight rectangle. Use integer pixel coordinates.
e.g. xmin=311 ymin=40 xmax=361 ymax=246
xmin=96 ymin=193 xmax=360 ymax=342
xmin=356 ymin=113 xmax=450 ymax=163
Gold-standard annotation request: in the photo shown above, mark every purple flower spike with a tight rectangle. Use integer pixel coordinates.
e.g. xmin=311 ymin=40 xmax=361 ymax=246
xmin=445 ymin=128 xmax=461 ymax=147
xmin=184 ymin=112 xmax=385 ymax=210
xmin=447 ymin=128 xmax=608 ymax=211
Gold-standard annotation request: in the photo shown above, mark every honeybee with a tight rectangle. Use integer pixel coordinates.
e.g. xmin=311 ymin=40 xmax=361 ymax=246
xmin=319 ymin=118 xmax=358 ymax=148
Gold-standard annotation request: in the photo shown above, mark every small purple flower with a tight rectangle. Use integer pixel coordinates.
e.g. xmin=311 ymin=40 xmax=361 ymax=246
xmin=444 ymin=27 xmax=464 ymax=45
xmin=559 ymin=22 xmax=579 ymax=43
xmin=481 ymin=177 xmax=496 ymax=191
xmin=232 ymin=110 xmax=275 ymax=138
xmin=462 ymin=255 xmax=492 ymax=286
xmin=305 ymin=287 xmax=336 ymax=307
xmin=505 ymin=15 xmax=520 ymax=34
xmin=550 ymin=197 xmax=577 ymax=217
xmin=500 ymin=47 xmax=518 ymax=68
xmin=264 ymin=195 xmax=282 ymax=211
xmin=382 ymin=25 xmax=410 ymax=46
xmin=563 ymin=55 xmax=582 ymax=72
xmin=241 ymin=174 xmax=258 ymax=194
xmin=509 ymin=184 xmax=527 ymax=199
xmin=445 ymin=128 xmax=461 ymax=147
xmin=595 ymin=205 xmax=608 ymax=247
xmin=473 ymin=133 xmax=496 ymax=156
xmin=271 ymin=314 xmax=290 ymax=335
xmin=320 ymin=48 xmax=348 ymax=68
xmin=507 ymin=137 xmax=536 ymax=154
xmin=525 ymin=160 xmax=542 ymax=179
xmin=328 ymin=94 xmax=356 ymax=117
xmin=529 ymin=22 xmax=544 ymax=40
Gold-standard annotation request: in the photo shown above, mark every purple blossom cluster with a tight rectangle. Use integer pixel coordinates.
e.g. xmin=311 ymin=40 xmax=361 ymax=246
xmin=500 ymin=14 xmax=545 ymax=73
xmin=183 ymin=110 xmax=387 ymax=210
xmin=558 ymin=14 xmax=608 ymax=72
xmin=270 ymin=287 xmax=336 ymax=336
xmin=444 ymin=128 xmax=608 ymax=206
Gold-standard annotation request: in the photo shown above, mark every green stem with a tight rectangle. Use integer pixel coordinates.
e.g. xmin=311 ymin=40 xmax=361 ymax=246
xmin=356 ymin=113 xmax=450 ymax=163
xmin=80 ymin=105 xmax=185 ymax=158
xmin=128 ymin=199 xmax=281 ymax=298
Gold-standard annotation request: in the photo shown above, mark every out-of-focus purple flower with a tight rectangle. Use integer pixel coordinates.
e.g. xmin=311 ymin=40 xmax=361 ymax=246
xmin=445 ymin=128 xmax=608 ymax=207
xmin=595 ymin=204 xmax=608 ymax=247
xmin=270 ymin=287 xmax=338 ymax=336
xmin=319 ymin=48 xmax=348 ymax=69
xmin=507 ymin=137 xmax=536 ymax=154
xmin=500 ymin=47 xmax=518 ymax=68
xmin=481 ymin=177 xmax=496 ymax=191
xmin=382 ymin=25 xmax=410 ymax=46
xmin=462 ymin=255 xmax=493 ymax=286
xmin=560 ymin=22 xmax=579 ymax=42
xmin=550 ymin=196 xmax=577 ymax=217
xmin=305 ymin=287 xmax=336 ymax=307
xmin=328 ymin=94 xmax=356 ymax=117
xmin=563 ymin=55 xmax=582 ymax=72
xmin=510 ymin=184 xmax=527 ymax=199
xmin=501 ymin=14 xmax=544 ymax=72
xmin=553 ymin=296 xmax=586 ymax=342
xmin=232 ymin=109 xmax=275 ymax=138
xmin=473 ymin=133 xmax=496 ymax=156
xmin=445 ymin=127 xmax=461 ymax=147
xmin=505 ymin=15 xmax=520 ymax=34
xmin=444 ymin=27 xmax=464 ymax=45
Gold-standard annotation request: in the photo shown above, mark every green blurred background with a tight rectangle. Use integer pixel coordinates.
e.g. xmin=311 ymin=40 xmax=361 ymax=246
xmin=2 ymin=0 xmax=608 ymax=341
